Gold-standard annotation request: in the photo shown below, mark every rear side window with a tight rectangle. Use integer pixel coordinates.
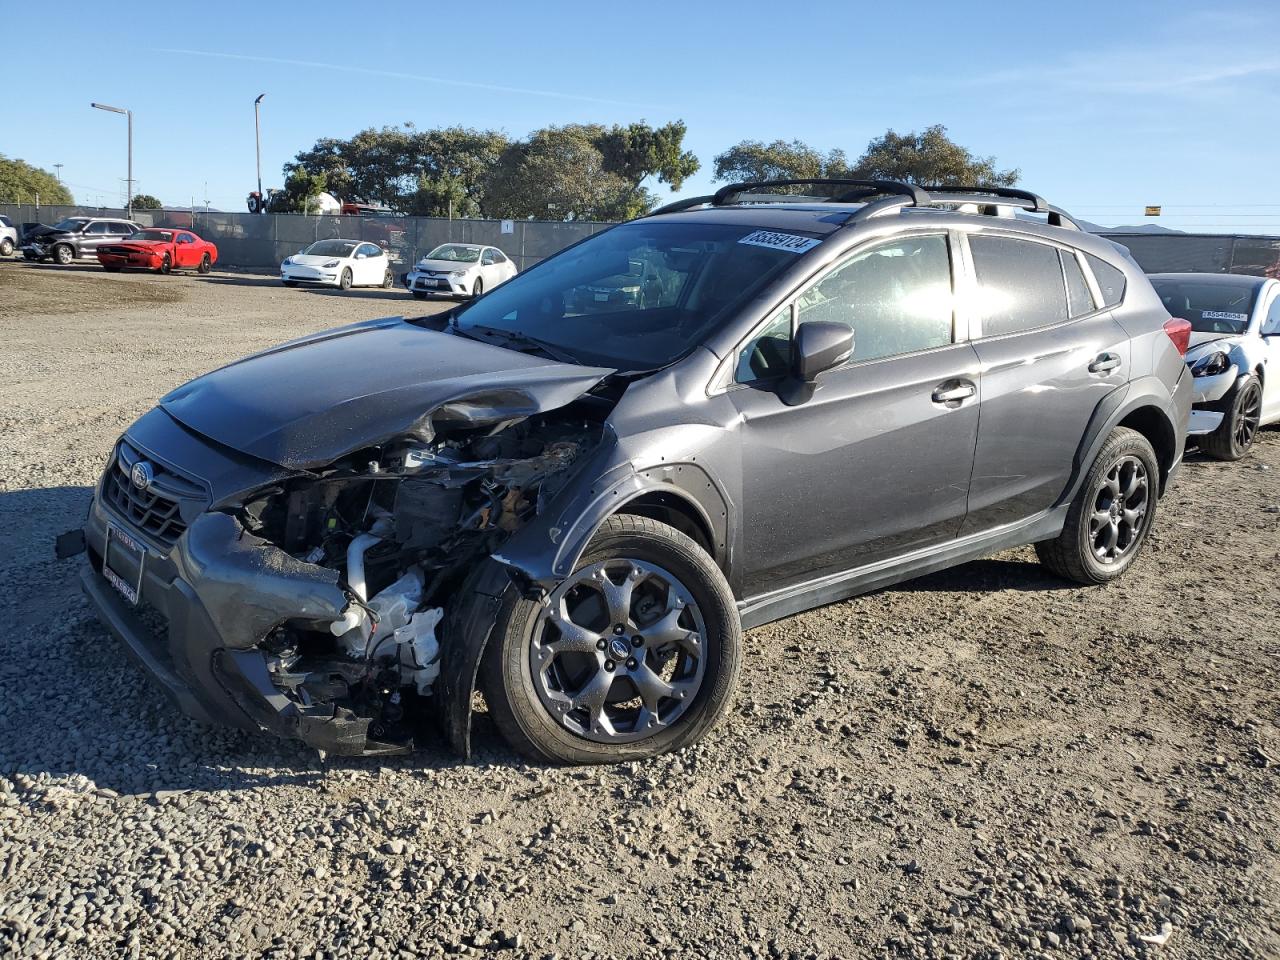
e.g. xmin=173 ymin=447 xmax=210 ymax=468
xmin=969 ymin=235 xmax=1069 ymax=336
xmin=1086 ymin=254 xmax=1126 ymax=307
xmin=1061 ymin=250 xmax=1095 ymax=317
xmin=0 ymin=215 xmax=11 ymax=227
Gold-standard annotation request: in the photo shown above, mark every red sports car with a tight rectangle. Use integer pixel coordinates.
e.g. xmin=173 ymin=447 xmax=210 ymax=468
xmin=96 ymin=228 xmax=218 ymax=275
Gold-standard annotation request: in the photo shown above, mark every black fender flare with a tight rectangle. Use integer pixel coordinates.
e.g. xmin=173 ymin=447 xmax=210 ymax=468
xmin=1058 ymin=376 xmax=1182 ymax=507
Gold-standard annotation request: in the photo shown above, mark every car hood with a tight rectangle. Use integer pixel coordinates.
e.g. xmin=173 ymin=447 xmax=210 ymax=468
xmin=24 ymin=225 xmax=71 ymax=241
xmin=415 ymin=258 xmax=478 ymax=273
xmin=1186 ymin=331 xmax=1243 ymax=354
xmin=287 ymin=254 xmax=351 ymax=267
xmin=158 ymin=317 xmax=613 ymax=470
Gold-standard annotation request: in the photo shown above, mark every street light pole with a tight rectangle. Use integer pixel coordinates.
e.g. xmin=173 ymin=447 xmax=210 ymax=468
xmin=254 ymin=94 xmax=265 ymax=207
xmin=91 ymin=102 xmax=133 ymax=219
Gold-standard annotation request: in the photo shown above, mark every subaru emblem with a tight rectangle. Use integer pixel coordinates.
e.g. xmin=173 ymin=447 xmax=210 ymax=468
xmin=130 ymin=461 xmax=154 ymax=492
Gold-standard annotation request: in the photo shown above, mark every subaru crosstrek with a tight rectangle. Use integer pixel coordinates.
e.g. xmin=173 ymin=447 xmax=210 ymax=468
xmin=65 ymin=179 xmax=1194 ymax=764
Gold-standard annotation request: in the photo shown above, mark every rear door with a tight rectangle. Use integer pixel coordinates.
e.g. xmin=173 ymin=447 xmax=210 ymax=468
xmin=721 ymin=231 xmax=982 ymax=596
xmin=1260 ymin=288 xmax=1280 ymax=422
xmin=959 ymin=231 xmax=1131 ymax=534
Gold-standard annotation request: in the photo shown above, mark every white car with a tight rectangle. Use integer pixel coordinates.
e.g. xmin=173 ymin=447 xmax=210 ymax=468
xmin=1150 ymin=273 xmax=1280 ymax=460
xmin=404 ymin=243 xmax=517 ymax=300
xmin=0 ymin=215 xmax=18 ymax=257
xmin=281 ymin=239 xmax=393 ymax=291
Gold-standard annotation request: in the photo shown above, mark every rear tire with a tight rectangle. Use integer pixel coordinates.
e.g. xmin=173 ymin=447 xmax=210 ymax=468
xmin=382 ymin=269 xmax=394 ymax=289
xmin=54 ymin=244 xmax=74 ymax=265
xmin=1035 ymin=427 xmax=1159 ymax=585
xmin=411 ymin=291 xmax=429 ymax=300
xmin=1200 ymin=374 xmax=1262 ymax=461
xmin=198 ymin=253 xmax=212 ymax=274
xmin=482 ymin=515 xmax=741 ymax=765
xmin=339 ymin=268 xmax=352 ymax=290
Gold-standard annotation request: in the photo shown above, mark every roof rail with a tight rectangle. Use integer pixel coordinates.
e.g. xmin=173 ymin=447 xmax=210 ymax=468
xmin=641 ymin=177 xmax=1081 ymax=230
xmin=711 ymin=178 xmax=932 ymax=207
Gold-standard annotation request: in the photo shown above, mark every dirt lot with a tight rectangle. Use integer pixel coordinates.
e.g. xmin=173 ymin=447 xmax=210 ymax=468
xmin=0 ymin=259 xmax=1277 ymax=960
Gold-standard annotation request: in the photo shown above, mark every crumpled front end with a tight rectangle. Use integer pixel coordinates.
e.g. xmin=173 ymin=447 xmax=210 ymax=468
xmin=78 ymin=403 xmax=609 ymax=756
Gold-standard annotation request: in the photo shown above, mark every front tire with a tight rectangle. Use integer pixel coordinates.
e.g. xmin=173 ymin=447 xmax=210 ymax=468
xmin=158 ymin=254 xmax=171 ymax=275
xmin=1035 ymin=427 xmax=1159 ymax=584
xmin=54 ymin=244 xmax=74 ymax=265
xmin=198 ymin=253 xmax=212 ymax=274
xmin=411 ymin=291 xmax=429 ymax=300
xmin=471 ymin=277 xmax=484 ymax=298
xmin=0 ymin=238 xmax=13 ymax=257
xmin=282 ymin=280 xmax=298 ymax=288
xmin=382 ymin=269 xmax=394 ymax=289
xmin=1201 ymin=374 xmax=1262 ymax=461
xmin=339 ymin=268 xmax=352 ymax=290
xmin=482 ymin=515 xmax=741 ymax=764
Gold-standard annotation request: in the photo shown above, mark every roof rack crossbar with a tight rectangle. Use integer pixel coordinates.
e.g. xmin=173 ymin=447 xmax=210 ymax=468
xmin=922 ymin=184 xmax=1049 ymax=213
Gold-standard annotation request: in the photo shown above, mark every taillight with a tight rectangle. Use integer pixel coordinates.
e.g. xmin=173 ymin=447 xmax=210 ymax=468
xmin=1163 ymin=317 xmax=1192 ymax=357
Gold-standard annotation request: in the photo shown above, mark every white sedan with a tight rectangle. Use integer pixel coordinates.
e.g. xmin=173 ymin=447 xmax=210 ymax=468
xmin=281 ymin=239 xmax=394 ymax=290
xmin=404 ymin=243 xmax=517 ymax=300
xmin=1150 ymin=273 xmax=1280 ymax=459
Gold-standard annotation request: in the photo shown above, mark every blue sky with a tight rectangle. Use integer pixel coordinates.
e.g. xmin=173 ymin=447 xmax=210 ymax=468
xmin=2 ymin=0 xmax=1277 ymax=232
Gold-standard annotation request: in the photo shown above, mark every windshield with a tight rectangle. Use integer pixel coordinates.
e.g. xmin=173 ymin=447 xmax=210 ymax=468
xmin=1150 ymin=278 xmax=1260 ymax=334
xmin=53 ymin=218 xmax=89 ymax=232
xmin=303 ymin=240 xmax=357 ymax=258
xmin=452 ymin=221 xmax=812 ymax=369
xmin=131 ymin=230 xmax=174 ymax=242
xmin=424 ymin=244 xmax=481 ymax=263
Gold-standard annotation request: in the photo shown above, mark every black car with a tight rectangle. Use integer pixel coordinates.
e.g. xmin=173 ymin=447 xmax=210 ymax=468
xmin=21 ymin=216 xmax=140 ymax=264
xmin=67 ymin=179 xmax=1193 ymax=765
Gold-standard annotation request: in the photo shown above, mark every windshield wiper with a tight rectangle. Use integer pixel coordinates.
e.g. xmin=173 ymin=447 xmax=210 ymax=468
xmin=455 ymin=324 xmax=576 ymax=363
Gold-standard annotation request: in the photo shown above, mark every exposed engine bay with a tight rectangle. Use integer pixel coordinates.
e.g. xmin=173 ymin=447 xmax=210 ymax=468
xmin=231 ymin=411 xmax=603 ymax=753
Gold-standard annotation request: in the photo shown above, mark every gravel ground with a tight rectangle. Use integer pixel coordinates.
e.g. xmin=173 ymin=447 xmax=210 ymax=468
xmin=0 ymin=259 xmax=1277 ymax=960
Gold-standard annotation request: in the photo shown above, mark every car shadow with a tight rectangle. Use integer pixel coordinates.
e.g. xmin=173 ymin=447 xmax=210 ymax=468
xmin=193 ymin=274 xmax=416 ymax=302
xmin=15 ymin=261 xmax=112 ymax=275
xmin=889 ymin=557 xmax=1077 ymax=594
xmin=0 ymin=484 xmax=523 ymax=795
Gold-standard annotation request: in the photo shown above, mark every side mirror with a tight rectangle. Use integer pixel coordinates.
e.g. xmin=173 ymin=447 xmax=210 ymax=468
xmin=355 ymin=252 xmax=367 ymax=259
xmin=780 ymin=321 xmax=853 ymax=406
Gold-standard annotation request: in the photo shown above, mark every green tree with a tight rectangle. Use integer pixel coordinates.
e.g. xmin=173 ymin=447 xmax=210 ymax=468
xmin=0 ymin=155 xmax=73 ymax=204
xmin=714 ymin=127 xmax=1017 ymax=189
xmin=482 ymin=127 xmax=632 ymax=221
xmin=851 ymin=125 xmax=1018 ymax=186
xmin=592 ymin=120 xmax=700 ymax=216
xmin=713 ymin=139 xmax=851 ymax=183
xmin=267 ymin=168 xmax=328 ymax=214
xmin=130 ymin=193 xmax=163 ymax=210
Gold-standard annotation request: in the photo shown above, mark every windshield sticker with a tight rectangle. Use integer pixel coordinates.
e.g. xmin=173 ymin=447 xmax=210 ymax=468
xmin=1202 ymin=311 xmax=1248 ymax=322
xmin=738 ymin=230 xmax=821 ymax=254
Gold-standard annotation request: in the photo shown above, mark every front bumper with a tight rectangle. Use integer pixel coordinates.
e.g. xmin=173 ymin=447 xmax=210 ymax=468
xmin=99 ymin=252 xmax=161 ymax=270
xmin=1190 ymin=364 xmax=1237 ymax=405
xmin=406 ymin=270 xmax=466 ymax=296
xmin=20 ymin=242 xmax=51 ymax=258
xmin=80 ymin=491 xmax=383 ymax=754
xmin=281 ymin=267 xmax=339 ymax=285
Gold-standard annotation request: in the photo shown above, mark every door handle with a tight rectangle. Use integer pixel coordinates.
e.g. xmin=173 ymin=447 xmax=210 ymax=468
xmin=932 ymin=381 xmax=976 ymax=404
xmin=1089 ymin=353 xmax=1122 ymax=374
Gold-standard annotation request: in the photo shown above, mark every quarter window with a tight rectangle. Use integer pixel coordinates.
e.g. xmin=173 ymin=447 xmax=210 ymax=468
xmin=1061 ymin=250 xmax=1095 ymax=318
xmin=795 ymin=234 xmax=954 ymax=363
xmin=969 ymin=235 xmax=1069 ymax=336
xmin=1085 ymin=254 xmax=1127 ymax=307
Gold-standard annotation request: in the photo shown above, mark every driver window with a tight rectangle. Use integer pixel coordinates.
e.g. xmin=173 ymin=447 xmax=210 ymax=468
xmin=1265 ymin=297 xmax=1280 ymax=336
xmin=796 ymin=234 xmax=954 ymax=363
xmin=735 ymin=306 xmax=794 ymax=384
xmin=482 ymin=249 xmax=496 ymax=265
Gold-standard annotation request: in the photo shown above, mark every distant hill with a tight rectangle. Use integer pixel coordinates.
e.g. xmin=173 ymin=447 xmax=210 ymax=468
xmin=1082 ymin=220 xmax=1183 ymax=235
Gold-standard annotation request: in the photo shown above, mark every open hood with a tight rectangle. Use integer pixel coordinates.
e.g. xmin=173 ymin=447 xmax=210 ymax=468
xmin=159 ymin=317 xmax=613 ymax=470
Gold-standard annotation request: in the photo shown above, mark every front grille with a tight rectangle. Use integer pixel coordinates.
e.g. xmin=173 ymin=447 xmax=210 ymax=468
xmin=102 ymin=440 xmax=208 ymax=547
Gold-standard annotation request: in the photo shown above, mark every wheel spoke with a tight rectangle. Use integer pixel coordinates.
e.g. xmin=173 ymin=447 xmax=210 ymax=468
xmin=1098 ymin=520 xmax=1119 ymax=555
xmin=546 ymin=619 xmax=602 ymax=656
xmin=1121 ymin=468 xmax=1145 ymax=499
xmin=571 ymin=670 xmax=615 ymax=732
xmin=1105 ymin=470 xmax=1122 ymax=497
xmin=630 ymin=662 xmax=675 ymax=713
xmin=598 ymin=566 xmax=642 ymax=627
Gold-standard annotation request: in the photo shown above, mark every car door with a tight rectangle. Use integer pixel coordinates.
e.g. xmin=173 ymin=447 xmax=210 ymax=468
xmin=173 ymin=233 xmax=195 ymax=268
xmin=81 ymin=221 xmax=113 ymax=257
xmin=356 ymin=243 xmax=383 ymax=285
xmin=718 ymin=232 xmax=982 ymax=597
xmin=480 ymin=248 xmax=503 ymax=288
xmin=958 ymin=232 xmax=1132 ymax=535
xmin=1259 ymin=287 xmax=1280 ymax=422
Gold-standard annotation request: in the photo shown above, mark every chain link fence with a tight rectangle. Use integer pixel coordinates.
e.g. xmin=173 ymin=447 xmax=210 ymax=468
xmin=5 ymin=204 xmax=1279 ymax=280
xmin=0 ymin=204 xmax=614 ymax=272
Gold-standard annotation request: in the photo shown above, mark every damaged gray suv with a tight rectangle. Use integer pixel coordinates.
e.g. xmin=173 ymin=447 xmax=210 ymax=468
xmin=68 ymin=179 xmax=1193 ymax=764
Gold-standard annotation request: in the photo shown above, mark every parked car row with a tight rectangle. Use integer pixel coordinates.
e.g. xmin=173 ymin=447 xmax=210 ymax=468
xmin=64 ymin=178 xmax=1277 ymax=767
xmin=277 ymin=238 xmax=519 ymax=298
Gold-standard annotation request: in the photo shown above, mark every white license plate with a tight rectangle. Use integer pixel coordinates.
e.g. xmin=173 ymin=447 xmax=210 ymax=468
xmin=104 ymin=524 xmax=145 ymax=605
